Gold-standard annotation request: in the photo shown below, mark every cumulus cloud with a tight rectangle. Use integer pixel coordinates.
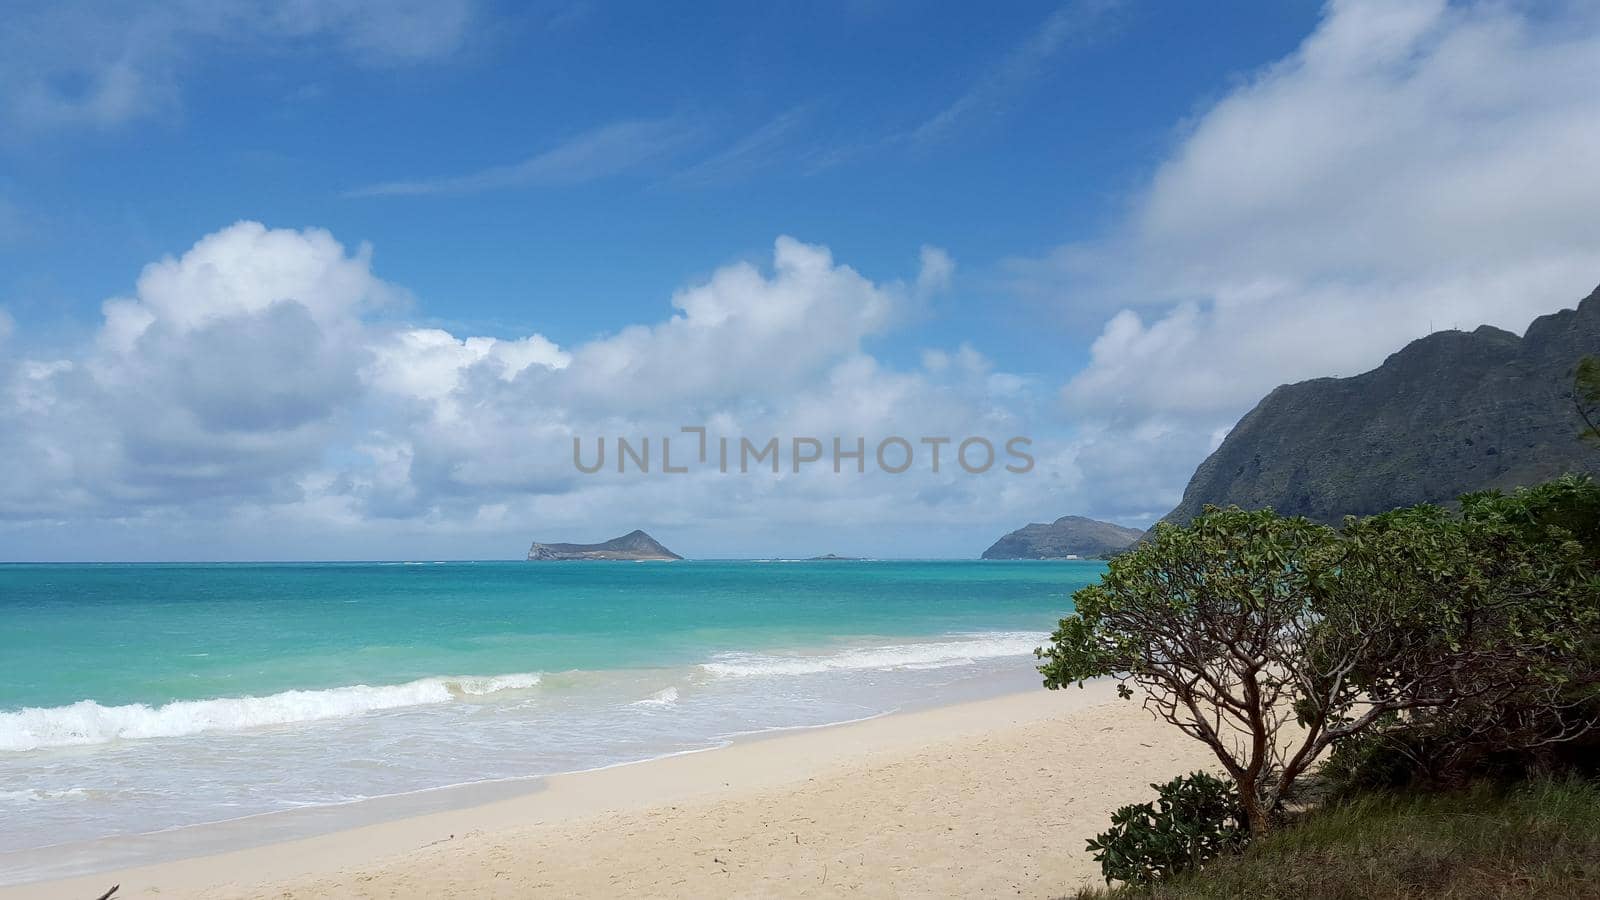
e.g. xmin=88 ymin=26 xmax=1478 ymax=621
xmin=346 ymin=234 xmax=992 ymax=529
xmin=1021 ymin=0 xmax=1600 ymax=520
xmin=0 ymin=222 xmax=1052 ymax=558
xmin=557 ymin=236 xmax=910 ymax=410
xmin=0 ymin=0 xmax=474 ymax=134
xmin=365 ymin=329 xmax=569 ymax=402
xmin=0 ymin=222 xmax=396 ymax=520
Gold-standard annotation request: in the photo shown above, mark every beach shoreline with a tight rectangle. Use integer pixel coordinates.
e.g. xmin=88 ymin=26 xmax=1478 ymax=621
xmin=5 ymin=681 xmax=1214 ymax=899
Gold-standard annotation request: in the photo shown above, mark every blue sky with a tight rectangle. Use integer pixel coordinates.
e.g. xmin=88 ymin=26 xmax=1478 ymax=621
xmin=1 ymin=1 xmax=1597 ymax=560
xmin=1 ymin=1 xmax=1320 ymax=365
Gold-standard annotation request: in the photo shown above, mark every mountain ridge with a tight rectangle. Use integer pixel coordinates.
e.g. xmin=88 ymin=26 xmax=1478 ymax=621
xmin=1157 ymin=285 xmax=1600 ymax=527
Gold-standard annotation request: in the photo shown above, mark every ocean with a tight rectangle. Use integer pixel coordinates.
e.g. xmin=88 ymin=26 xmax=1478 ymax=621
xmin=0 ymin=559 xmax=1097 ymax=883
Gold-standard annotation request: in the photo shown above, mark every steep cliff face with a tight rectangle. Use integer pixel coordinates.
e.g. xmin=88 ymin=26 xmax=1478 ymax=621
xmin=1159 ymin=286 xmax=1600 ymax=527
xmin=526 ymin=530 xmax=682 ymax=561
xmin=981 ymin=516 xmax=1145 ymax=559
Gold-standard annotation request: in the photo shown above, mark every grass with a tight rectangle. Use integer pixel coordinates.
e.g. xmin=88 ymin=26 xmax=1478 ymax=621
xmin=1072 ymin=777 xmax=1600 ymax=900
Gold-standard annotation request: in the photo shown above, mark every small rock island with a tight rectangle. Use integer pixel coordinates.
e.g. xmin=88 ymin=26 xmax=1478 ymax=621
xmin=526 ymin=529 xmax=682 ymax=561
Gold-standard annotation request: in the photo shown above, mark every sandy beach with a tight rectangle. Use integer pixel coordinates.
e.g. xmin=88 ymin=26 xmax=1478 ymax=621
xmin=8 ymin=681 xmax=1214 ymax=899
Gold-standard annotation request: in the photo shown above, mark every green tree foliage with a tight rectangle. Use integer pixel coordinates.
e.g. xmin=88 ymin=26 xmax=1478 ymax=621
xmin=1086 ymin=772 xmax=1247 ymax=885
xmin=1039 ymin=492 xmax=1600 ymax=837
xmin=1038 ymin=507 xmax=1332 ymax=836
xmin=1462 ymin=473 xmax=1600 ymax=563
xmin=1326 ymin=477 xmax=1600 ymax=790
xmin=1576 ymin=356 xmax=1600 ymax=443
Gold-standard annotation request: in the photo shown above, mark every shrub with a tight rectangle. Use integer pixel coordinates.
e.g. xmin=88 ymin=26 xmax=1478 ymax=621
xmin=1323 ymin=705 xmax=1600 ymax=798
xmin=1086 ymin=772 xmax=1248 ymax=885
xmin=1321 ymin=477 xmax=1600 ymax=793
xmin=1319 ymin=724 xmax=1447 ymax=796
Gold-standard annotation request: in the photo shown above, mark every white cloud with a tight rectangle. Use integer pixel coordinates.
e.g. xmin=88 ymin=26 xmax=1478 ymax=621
xmin=348 ymin=235 xmax=978 ymax=523
xmin=105 ymin=220 xmax=392 ymax=335
xmin=0 ymin=222 xmax=394 ymax=520
xmin=1129 ymin=0 xmax=1600 ymax=298
xmin=0 ymin=223 xmax=1055 ymax=558
xmin=365 ymin=328 xmax=569 ymax=405
xmin=558 ymin=235 xmax=909 ymax=410
xmin=916 ymin=246 xmax=955 ymax=297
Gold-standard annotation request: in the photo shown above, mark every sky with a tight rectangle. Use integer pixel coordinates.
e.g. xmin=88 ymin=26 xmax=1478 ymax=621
xmin=1 ymin=0 xmax=1597 ymax=560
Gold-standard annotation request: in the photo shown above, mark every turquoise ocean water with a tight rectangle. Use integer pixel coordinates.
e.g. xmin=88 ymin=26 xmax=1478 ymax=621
xmin=0 ymin=560 xmax=1096 ymax=883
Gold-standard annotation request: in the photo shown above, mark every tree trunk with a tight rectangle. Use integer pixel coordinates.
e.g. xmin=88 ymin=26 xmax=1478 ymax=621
xmin=1238 ymin=779 xmax=1272 ymax=838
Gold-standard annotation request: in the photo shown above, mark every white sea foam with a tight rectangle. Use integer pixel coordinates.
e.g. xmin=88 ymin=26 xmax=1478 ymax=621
xmin=0 ymin=672 xmax=543 ymax=752
xmin=699 ymin=632 xmax=1044 ymax=678
xmin=0 ymin=786 xmax=89 ymax=803
xmin=631 ymin=687 xmax=680 ymax=707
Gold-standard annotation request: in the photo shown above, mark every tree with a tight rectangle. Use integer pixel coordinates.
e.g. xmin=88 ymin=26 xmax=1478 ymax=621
xmin=1038 ymin=502 xmax=1598 ymax=837
xmin=1575 ymin=356 xmax=1600 ymax=444
xmin=1038 ymin=506 xmax=1334 ymax=837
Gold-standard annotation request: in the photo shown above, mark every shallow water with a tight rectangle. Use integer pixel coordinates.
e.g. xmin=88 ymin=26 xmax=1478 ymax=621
xmin=0 ymin=559 xmax=1097 ymax=882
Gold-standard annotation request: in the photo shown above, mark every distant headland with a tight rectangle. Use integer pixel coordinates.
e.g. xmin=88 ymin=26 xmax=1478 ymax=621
xmin=526 ymin=530 xmax=682 ymax=561
xmin=980 ymin=515 xmax=1144 ymax=560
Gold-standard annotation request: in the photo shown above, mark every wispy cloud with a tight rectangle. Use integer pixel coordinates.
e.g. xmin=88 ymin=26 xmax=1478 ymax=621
xmin=907 ymin=0 xmax=1120 ymax=146
xmin=349 ymin=2 xmax=1117 ymax=193
xmin=795 ymin=1 xmax=1121 ymax=176
xmin=345 ymin=118 xmax=704 ymax=198
xmin=666 ymin=107 xmax=813 ymax=188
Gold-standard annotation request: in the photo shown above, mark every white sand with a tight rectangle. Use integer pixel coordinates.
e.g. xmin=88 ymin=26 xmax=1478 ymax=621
xmin=9 ymin=681 xmax=1215 ymax=899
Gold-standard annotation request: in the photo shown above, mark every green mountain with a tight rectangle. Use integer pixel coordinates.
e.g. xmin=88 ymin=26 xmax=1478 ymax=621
xmin=1159 ymin=285 xmax=1600 ymax=527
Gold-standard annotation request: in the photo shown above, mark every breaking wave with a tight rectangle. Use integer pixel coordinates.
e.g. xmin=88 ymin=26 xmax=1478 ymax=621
xmin=0 ymin=672 xmax=543 ymax=752
xmin=1 ymin=632 xmax=1045 ymax=751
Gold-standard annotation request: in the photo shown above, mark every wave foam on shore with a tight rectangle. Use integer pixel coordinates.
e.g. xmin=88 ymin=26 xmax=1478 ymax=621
xmin=0 ymin=673 xmax=544 ymax=751
xmin=699 ymin=632 xmax=1044 ymax=678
